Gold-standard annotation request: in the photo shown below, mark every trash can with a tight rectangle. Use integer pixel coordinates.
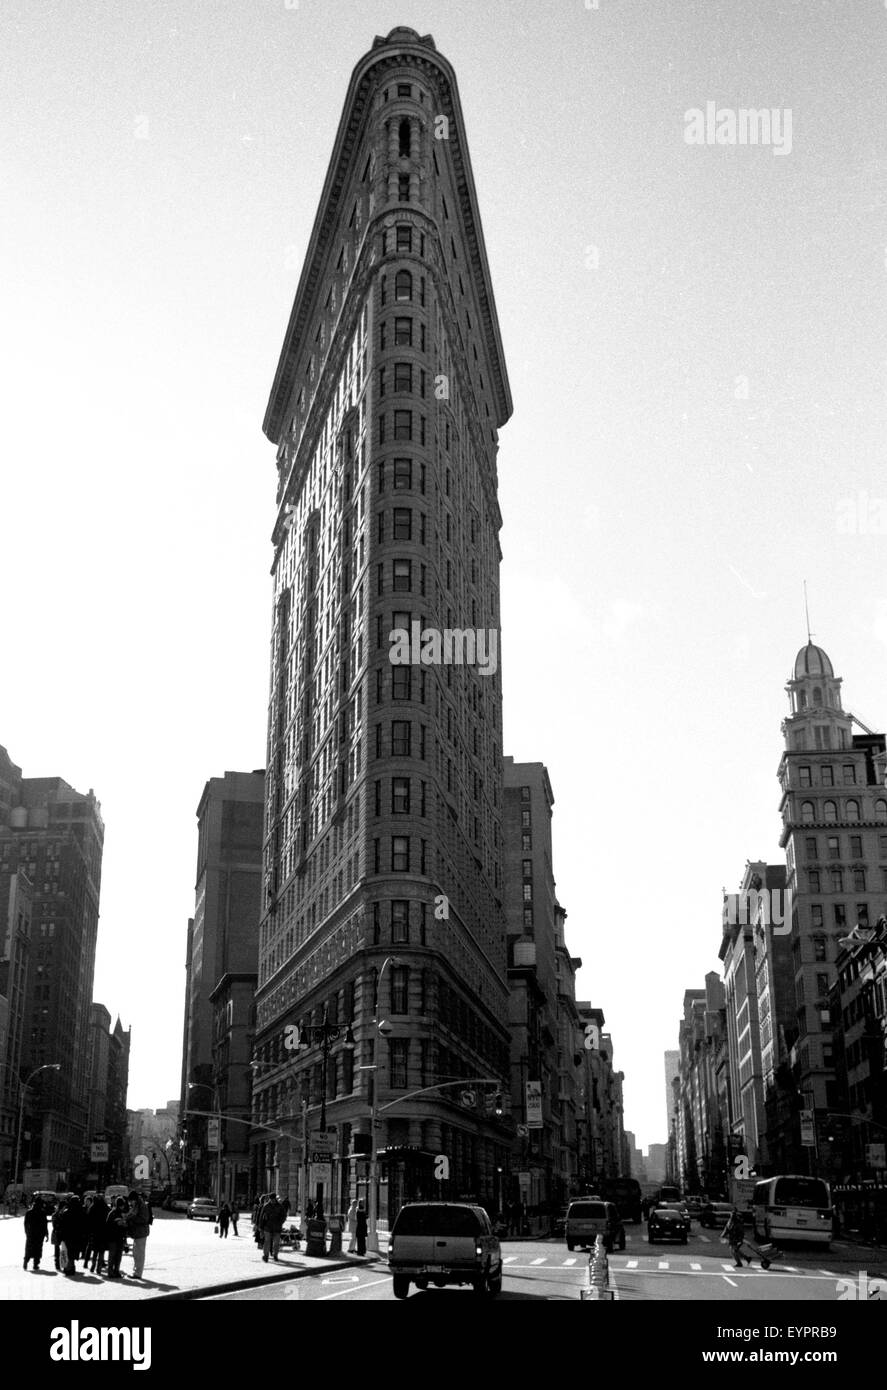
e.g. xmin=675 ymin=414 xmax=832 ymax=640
xmin=328 ymin=1214 xmax=343 ymax=1254
xmin=305 ymin=1218 xmax=327 ymax=1257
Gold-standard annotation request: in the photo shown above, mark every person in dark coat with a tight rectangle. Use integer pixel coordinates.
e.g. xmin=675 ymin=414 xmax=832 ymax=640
xmin=50 ymin=1200 xmax=65 ymax=1269
xmin=355 ymin=1200 xmax=368 ymax=1256
xmin=23 ymin=1196 xmax=48 ymax=1270
xmin=218 ymin=1202 xmax=231 ymax=1238
xmin=56 ymin=1195 xmax=87 ymax=1277
xmin=105 ymin=1198 xmax=128 ymax=1278
xmin=86 ymin=1195 xmax=109 ymax=1273
xmin=230 ymin=1205 xmax=239 ymax=1236
xmin=259 ymin=1194 xmax=286 ymax=1262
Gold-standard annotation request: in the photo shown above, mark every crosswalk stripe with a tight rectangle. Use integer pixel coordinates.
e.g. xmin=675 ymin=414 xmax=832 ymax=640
xmin=722 ymin=1263 xmax=739 ymax=1272
xmin=819 ymin=1269 xmax=836 ymax=1277
xmin=690 ymin=1262 xmax=702 ymax=1270
xmin=503 ymin=1256 xmax=517 ymax=1264
xmin=698 ymin=1233 xmax=711 ymax=1243
xmin=658 ymin=1260 xmax=669 ymax=1270
xmin=626 ymin=1260 xmax=638 ymax=1269
xmin=783 ymin=1266 xmax=799 ymax=1273
xmin=530 ymin=1257 xmax=546 ymax=1265
xmin=562 ymin=1259 xmax=577 ymax=1266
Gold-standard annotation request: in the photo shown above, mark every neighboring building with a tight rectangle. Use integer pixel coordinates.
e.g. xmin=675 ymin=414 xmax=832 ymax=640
xmin=105 ymin=1017 xmax=131 ymax=1182
xmin=553 ymin=901 xmax=585 ymax=1202
xmin=86 ymin=1003 xmax=111 ymax=1146
xmin=777 ymin=641 xmax=887 ymax=1175
xmin=0 ymin=866 xmax=32 ymax=1187
xmin=664 ymin=1050 xmax=679 ymax=1135
xmin=179 ymin=771 xmax=264 ymax=1201
xmin=250 ymin=27 xmax=514 ymax=1222
xmin=831 ymin=917 xmax=887 ymax=1173
xmin=127 ymin=1100 xmax=180 ymax=1187
xmin=676 ymin=978 xmax=728 ymax=1194
xmin=0 ymin=746 xmax=104 ymax=1184
xmin=645 ymin=1143 xmax=667 ymax=1184
xmin=578 ymin=1007 xmax=626 ymax=1185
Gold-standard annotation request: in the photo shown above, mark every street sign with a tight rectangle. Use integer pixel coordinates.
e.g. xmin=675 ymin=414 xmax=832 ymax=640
xmin=517 ymin=1171 xmax=531 ymax=1198
xmin=866 ymin=1142 xmax=886 ymax=1170
xmin=207 ymin=1118 xmax=221 ymax=1152
xmin=800 ymin=1110 xmax=816 ymax=1147
xmin=526 ymin=1081 xmax=543 ymax=1129
xmin=191 ymin=1146 xmax=202 ymax=1160
xmin=309 ymin=1131 xmax=334 ymax=1156
xmin=310 ymin=1162 xmax=332 ymax=1187
xmin=460 ymin=1090 xmax=476 ymax=1108
xmin=516 ymin=1124 xmax=529 ymax=1138
xmin=90 ymin=1143 xmax=109 ymax=1163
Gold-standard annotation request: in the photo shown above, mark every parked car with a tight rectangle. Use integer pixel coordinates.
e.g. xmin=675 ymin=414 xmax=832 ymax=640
xmin=187 ymin=1197 xmax=219 ymax=1221
xmin=388 ymin=1201 xmax=502 ymax=1299
xmin=700 ymin=1201 xmax=736 ymax=1230
xmin=565 ymin=1199 xmax=625 ymax=1253
xmin=647 ymin=1205 xmax=690 ymax=1244
xmin=684 ymin=1196 xmax=705 ymax=1221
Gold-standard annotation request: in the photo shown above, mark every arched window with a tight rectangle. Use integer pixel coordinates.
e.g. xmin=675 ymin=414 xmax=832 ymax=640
xmin=877 ymin=799 xmax=887 ymax=824
xmin=824 ymin=800 xmax=838 ymax=823
xmin=395 ymin=270 xmax=413 ymax=302
xmin=846 ymin=799 xmax=860 ymax=822
xmin=399 ymin=119 xmax=411 ymax=159
xmin=814 ymin=687 xmax=823 ymax=706
xmin=801 ymin=801 xmax=815 ymax=824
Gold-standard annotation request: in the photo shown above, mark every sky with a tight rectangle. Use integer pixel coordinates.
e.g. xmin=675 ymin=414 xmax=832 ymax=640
xmin=3 ymin=0 xmax=887 ymax=1151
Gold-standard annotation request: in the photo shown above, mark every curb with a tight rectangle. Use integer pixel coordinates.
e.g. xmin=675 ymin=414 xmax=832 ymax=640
xmin=146 ymin=1255 xmax=388 ymax=1301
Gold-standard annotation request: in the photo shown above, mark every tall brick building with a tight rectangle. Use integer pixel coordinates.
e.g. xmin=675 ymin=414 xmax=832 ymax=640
xmin=251 ymin=28 xmax=513 ymax=1219
xmin=0 ymin=745 xmax=104 ymax=1183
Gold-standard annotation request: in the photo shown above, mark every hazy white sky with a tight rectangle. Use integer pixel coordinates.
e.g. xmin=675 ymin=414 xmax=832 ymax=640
xmin=3 ymin=0 xmax=887 ymax=1150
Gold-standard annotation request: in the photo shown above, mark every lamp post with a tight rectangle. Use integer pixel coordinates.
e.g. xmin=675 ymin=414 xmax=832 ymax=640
xmin=14 ymin=1064 xmax=61 ymax=1188
xmin=362 ymin=954 xmax=402 ymax=1255
xmin=188 ymin=1082 xmax=222 ymax=1206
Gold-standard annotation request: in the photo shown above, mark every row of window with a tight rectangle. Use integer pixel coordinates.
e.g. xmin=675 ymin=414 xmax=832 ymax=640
xmin=378 ymin=363 xmax=428 ymax=397
xmin=372 ymin=778 xmax=428 ymax=817
xmin=807 ymin=867 xmax=871 ymax=892
xmin=804 ymin=833 xmax=887 ymax=860
xmin=380 ymin=317 xmax=426 ymax=350
xmin=378 ymin=410 xmax=427 ymax=445
xmin=797 ymin=763 xmax=858 ymax=787
xmin=799 ymin=799 xmax=887 ymax=823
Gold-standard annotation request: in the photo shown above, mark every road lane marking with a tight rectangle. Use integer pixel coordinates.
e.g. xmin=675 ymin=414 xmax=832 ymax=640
xmin=723 ymin=1275 xmax=738 ymax=1287
xmin=698 ymin=1234 xmax=711 ymax=1243
xmin=318 ymin=1277 xmax=390 ymax=1300
xmin=819 ymin=1269 xmax=836 ymax=1277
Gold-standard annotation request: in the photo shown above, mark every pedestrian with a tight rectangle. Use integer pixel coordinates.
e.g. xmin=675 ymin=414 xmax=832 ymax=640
xmin=87 ymin=1193 xmax=109 ymax=1273
xmin=105 ymin=1198 xmax=128 ymax=1278
xmin=354 ymin=1200 xmax=368 ymax=1256
xmin=218 ymin=1202 xmax=231 ymax=1238
xmin=56 ymin=1195 xmax=87 ymax=1278
xmin=230 ymin=1205 xmax=239 ymax=1236
xmin=305 ymin=1198 xmax=316 ymax=1221
xmin=23 ymin=1195 xmax=48 ymax=1271
xmin=722 ymin=1208 xmax=749 ymax=1269
xmin=259 ymin=1193 xmax=286 ymax=1262
xmin=50 ymin=1198 xmax=65 ymax=1269
xmin=125 ymin=1190 xmax=152 ymax=1279
xmin=253 ymin=1194 xmax=268 ymax=1246
xmin=346 ymin=1197 xmax=359 ymax=1252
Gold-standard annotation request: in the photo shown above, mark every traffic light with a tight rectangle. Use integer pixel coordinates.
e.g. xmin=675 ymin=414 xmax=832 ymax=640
xmin=494 ymin=1092 xmax=503 ymax=1117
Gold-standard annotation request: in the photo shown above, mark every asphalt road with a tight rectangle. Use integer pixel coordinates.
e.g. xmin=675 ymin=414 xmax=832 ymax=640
xmin=206 ymin=1227 xmax=887 ymax=1302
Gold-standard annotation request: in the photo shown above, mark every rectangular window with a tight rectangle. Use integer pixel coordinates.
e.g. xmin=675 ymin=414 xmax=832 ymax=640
xmin=833 ymin=903 xmax=846 ymax=928
xmin=398 ymin=175 xmax=410 ymax=203
xmin=394 ymin=316 xmax=412 ymax=347
xmin=857 ymin=901 xmax=869 ymax=926
xmin=822 ymin=766 xmax=834 ymax=787
xmin=396 ymin=225 xmax=412 ymax=252
xmin=522 ymin=859 xmax=532 ymax=877
xmin=806 ymin=836 xmax=817 ymax=859
xmin=809 ymin=870 xmax=820 ymax=892
xmin=811 ymin=904 xmax=824 ymax=928
xmin=394 ymin=410 xmax=412 ymax=440
xmin=392 ymin=836 xmax=409 ymax=872
xmin=390 ymin=1038 xmax=408 ymax=1088
xmin=391 ymin=900 xmax=409 ymax=945
xmin=393 ymin=508 xmax=412 ymax=540
xmin=394 ymin=362 xmax=412 ymax=393
xmin=392 ymin=721 xmax=411 ymax=756
xmin=813 ymin=937 xmax=827 ymax=961
xmin=394 ymin=458 xmax=412 ymax=489
xmin=523 ymin=908 xmax=533 ymax=929
xmin=393 ymin=559 xmax=412 ymax=591
xmin=850 ymin=835 xmax=862 ymax=858
xmin=827 ymin=836 xmax=840 ymax=860
xmin=522 ymin=883 xmax=532 ymax=903
xmin=521 ymin=833 xmax=531 ymax=852
xmin=392 ymin=777 xmax=410 ymax=813
xmin=391 ymin=963 xmax=409 ymax=1012
xmin=843 ymin=764 xmax=856 ymax=785
xmin=799 ymin=766 xmax=812 ymax=787
xmin=392 ymin=666 xmax=411 ymax=700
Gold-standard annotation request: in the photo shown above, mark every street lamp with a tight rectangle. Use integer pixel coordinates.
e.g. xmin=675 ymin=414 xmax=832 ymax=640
xmin=14 ymin=1064 xmax=61 ymax=1188
xmin=188 ymin=1082 xmax=222 ymax=1206
xmin=363 ymin=954 xmax=401 ymax=1255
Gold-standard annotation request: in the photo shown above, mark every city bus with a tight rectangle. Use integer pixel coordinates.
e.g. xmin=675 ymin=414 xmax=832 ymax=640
xmin=751 ymin=1175 xmax=833 ymax=1247
xmin=598 ymin=1178 xmax=644 ymax=1223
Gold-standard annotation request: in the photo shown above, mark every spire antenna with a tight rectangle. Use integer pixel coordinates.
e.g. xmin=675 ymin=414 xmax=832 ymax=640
xmin=803 ymin=580 xmax=814 ymax=644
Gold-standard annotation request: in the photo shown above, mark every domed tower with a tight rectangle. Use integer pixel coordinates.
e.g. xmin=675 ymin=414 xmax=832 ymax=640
xmin=777 ymin=639 xmax=887 ymax=1160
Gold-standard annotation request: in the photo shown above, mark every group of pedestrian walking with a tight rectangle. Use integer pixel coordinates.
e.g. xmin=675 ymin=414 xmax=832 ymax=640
xmin=23 ymin=1190 xmax=153 ymax=1280
xmin=252 ymin=1192 xmax=291 ymax=1262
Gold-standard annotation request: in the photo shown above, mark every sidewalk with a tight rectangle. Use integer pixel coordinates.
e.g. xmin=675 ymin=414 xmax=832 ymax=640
xmin=0 ymin=1214 xmax=390 ymax=1302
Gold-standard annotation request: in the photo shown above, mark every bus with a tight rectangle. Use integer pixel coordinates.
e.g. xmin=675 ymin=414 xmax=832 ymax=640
xmin=598 ymin=1178 xmax=644 ymax=1223
xmin=752 ymin=1175 xmax=833 ymax=1247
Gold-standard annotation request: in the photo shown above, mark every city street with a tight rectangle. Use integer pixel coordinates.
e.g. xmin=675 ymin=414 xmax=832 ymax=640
xmin=207 ymin=1229 xmax=887 ymax=1302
